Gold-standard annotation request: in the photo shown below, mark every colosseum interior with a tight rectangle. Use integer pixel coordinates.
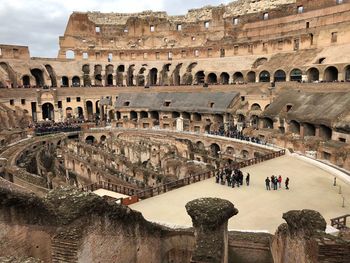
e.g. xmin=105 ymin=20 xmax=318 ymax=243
xmin=1 ymin=0 xmax=350 ymax=262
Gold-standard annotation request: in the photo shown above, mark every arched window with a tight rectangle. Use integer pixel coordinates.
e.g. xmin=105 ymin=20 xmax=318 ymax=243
xmin=259 ymin=71 xmax=270 ymax=82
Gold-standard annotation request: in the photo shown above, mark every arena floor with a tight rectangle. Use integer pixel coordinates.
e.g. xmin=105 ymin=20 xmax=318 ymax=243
xmin=130 ymin=154 xmax=350 ymax=233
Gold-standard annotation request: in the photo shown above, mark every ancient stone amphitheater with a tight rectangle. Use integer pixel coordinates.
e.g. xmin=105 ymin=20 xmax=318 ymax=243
xmin=1 ymin=0 xmax=350 ymax=262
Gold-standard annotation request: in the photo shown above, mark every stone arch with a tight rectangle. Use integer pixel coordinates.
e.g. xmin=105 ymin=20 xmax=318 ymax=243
xmin=247 ymin=71 xmax=256 ymax=83
xmin=289 ymin=120 xmax=300 ymax=134
xmin=130 ymin=111 xmax=137 ymax=120
xmin=140 ymin=111 xmax=148 ymax=119
xmin=220 ymin=72 xmax=229 ymax=84
xmin=193 ymin=112 xmax=201 ymax=122
xmin=66 ymin=107 xmax=73 ymax=118
xmin=127 ymin=65 xmax=135 ymax=86
xmin=290 ymin=68 xmax=302 ymax=82
xmin=160 ymin=64 xmax=171 ymax=86
xmin=319 ymin=125 xmax=332 ymax=141
xmin=150 ymin=111 xmax=159 ymax=121
xmin=0 ymin=62 xmax=17 ymax=87
xmin=116 ymin=65 xmax=125 ymax=86
xmin=42 ymin=102 xmax=54 ymax=120
xmin=172 ymin=112 xmax=180 ymax=118
xmin=149 ymin=68 xmax=158 ymax=86
xmin=171 ymin=63 xmax=182 ymax=85
xmin=241 ymin=150 xmax=249 ymax=159
xmin=324 ymin=66 xmax=338 ymax=82
xmin=94 ymin=64 xmax=103 ymax=86
xmin=65 ymin=50 xmax=75 ymax=59
xmin=30 ymin=68 xmax=45 ymax=87
xmin=259 ymin=71 xmax=270 ymax=82
xmin=233 ymin=72 xmax=244 ymax=83
xmin=207 ymin=73 xmax=217 ymax=84
xmin=72 ymin=76 xmax=81 ymax=87
xmin=82 ymin=64 xmax=91 ymax=86
xmin=85 ymin=135 xmax=96 ymax=144
xmin=137 ymin=67 xmax=146 ymax=86
xmin=61 ymin=76 xmax=69 ymax=87
xmin=86 ymin=101 xmax=93 ymax=120
xmin=77 ymin=107 xmax=84 ymax=119
xmin=196 ymin=141 xmax=205 ymax=150
xmin=253 ymin=57 xmax=268 ymax=68
xmin=274 ymin=70 xmax=286 ymax=82
xmin=251 ymin=103 xmax=262 ymax=111
xmin=307 ymin=67 xmax=319 ymax=82
xmin=226 ymin=146 xmax=235 ymax=155
xmin=44 ymin=64 xmax=57 ymax=87
xmin=304 ymin=123 xmax=316 ymax=137
xmin=182 ymin=112 xmax=191 ymax=120
xmin=344 ymin=65 xmax=350 ymax=81
xmin=262 ymin=117 xmax=273 ymax=129
xmin=100 ymin=135 xmax=107 ymax=142
xmin=210 ymin=143 xmax=221 ymax=158
xmin=22 ymin=75 xmax=30 ymax=86
xmin=195 ymin=71 xmax=205 ymax=84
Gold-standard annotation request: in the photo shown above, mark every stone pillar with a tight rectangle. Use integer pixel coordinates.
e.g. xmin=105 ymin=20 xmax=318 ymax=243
xmin=300 ymin=123 xmax=305 ymax=138
xmin=186 ymin=198 xmax=238 ymax=263
xmin=176 ymin=117 xmax=184 ymax=131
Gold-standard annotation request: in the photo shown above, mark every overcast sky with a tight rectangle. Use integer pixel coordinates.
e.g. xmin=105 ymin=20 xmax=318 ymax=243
xmin=0 ymin=0 xmax=232 ymax=58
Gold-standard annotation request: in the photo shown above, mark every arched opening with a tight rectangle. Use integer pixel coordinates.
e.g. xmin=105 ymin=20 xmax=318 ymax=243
xmin=241 ymin=150 xmax=249 ymax=159
xmin=193 ymin=113 xmax=201 ymax=122
xmin=207 ymin=73 xmax=217 ymax=84
xmin=30 ymin=68 xmax=45 ymax=87
xmin=172 ymin=112 xmax=180 ymax=118
xmin=289 ymin=120 xmax=300 ymax=134
xmin=85 ymin=136 xmax=96 ymax=144
xmin=182 ymin=112 xmax=191 ymax=120
xmin=259 ymin=71 xmax=270 ymax=82
xmin=77 ymin=107 xmax=84 ymax=119
xmin=344 ymin=65 xmax=350 ymax=82
xmin=160 ymin=64 xmax=171 ymax=86
xmin=65 ymin=50 xmax=75 ymax=59
xmin=107 ymin=74 xmax=113 ymax=86
xmin=250 ymin=115 xmax=259 ymax=129
xmin=116 ymin=65 xmax=125 ymax=86
xmin=72 ymin=76 xmax=80 ymax=87
xmin=304 ymin=123 xmax=316 ymax=137
xmin=262 ymin=117 xmax=273 ymax=129
xmin=140 ymin=111 xmax=148 ymax=119
xmin=82 ymin=64 xmax=91 ymax=87
xmin=137 ymin=67 xmax=146 ymax=86
xmin=172 ymin=63 xmax=182 ymax=85
xmin=150 ymin=111 xmax=159 ymax=121
xmin=116 ymin=111 xmax=121 ymax=120
xmin=44 ymin=65 xmax=57 ymax=87
xmin=210 ymin=143 xmax=221 ymax=158
xmin=214 ymin=114 xmax=224 ymax=123
xmin=100 ymin=135 xmax=107 ymax=142
xmin=130 ymin=111 xmax=137 ymax=120
xmin=247 ymin=71 xmax=256 ymax=83
xmin=22 ymin=75 xmax=30 ymax=87
xmin=226 ymin=147 xmax=235 ymax=155
xmin=149 ymin=68 xmax=158 ymax=86
xmin=290 ymin=69 xmax=302 ymax=82
xmin=95 ymin=101 xmax=100 ymax=116
xmin=251 ymin=103 xmax=262 ymax=111
xmin=108 ymin=110 xmax=115 ymax=120
xmin=86 ymin=101 xmax=93 ymax=120
xmin=274 ymin=70 xmax=286 ymax=82
xmin=324 ymin=66 xmax=338 ymax=82
xmin=220 ymin=72 xmax=229 ymax=84
xmin=196 ymin=141 xmax=205 ymax=150
xmin=61 ymin=76 xmax=69 ymax=87
xmin=42 ymin=103 xmax=54 ymax=120
xmin=319 ymin=125 xmax=332 ymax=141
xmin=237 ymin=114 xmax=246 ymax=123
xmin=307 ymin=68 xmax=319 ymax=82
xmin=66 ymin=107 xmax=73 ymax=118
xmin=95 ymin=74 xmax=102 ymax=86
xmin=195 ymin=71 xmax=205 ymax=84
xmin=253 ymin=57 xmax=268 ymax=68
xmin=233 ymin=72 xmax=244 ymax=83
xmin=127 ymin=65 xmax=135 ymax=86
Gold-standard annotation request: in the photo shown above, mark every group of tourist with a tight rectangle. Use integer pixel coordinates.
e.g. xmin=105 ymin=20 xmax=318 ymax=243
xmin=34 ymin=121 xmax=82 ymax=135
xmin=265 ymin=175 xmax=289 ymax=190
xmin=215 ymin=167 xmax=250 ymax=188
xmin=210 ymin=124 xmax=266 ymax=145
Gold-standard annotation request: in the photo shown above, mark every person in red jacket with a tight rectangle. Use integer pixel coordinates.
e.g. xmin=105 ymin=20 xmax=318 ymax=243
xmin=278 ymin=175 xmax=282 ymax=188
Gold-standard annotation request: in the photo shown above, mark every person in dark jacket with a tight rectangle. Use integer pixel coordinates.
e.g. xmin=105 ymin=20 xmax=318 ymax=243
xmin=265 ymin=177 xmax=270 ymax=190
xmin=285 ymin=177 xmax=290 ymax=190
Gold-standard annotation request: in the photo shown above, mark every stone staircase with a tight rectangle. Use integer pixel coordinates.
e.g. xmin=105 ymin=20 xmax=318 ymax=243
xmin=51 ymin=229 xmax=81 ymax=263
xmin=318 ymin=243 xmax=350 ymax=263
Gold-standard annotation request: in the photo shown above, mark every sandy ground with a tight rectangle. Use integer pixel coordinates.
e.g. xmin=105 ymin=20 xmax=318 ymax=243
xmin=130 ymin=155 xmax=350 ymax=233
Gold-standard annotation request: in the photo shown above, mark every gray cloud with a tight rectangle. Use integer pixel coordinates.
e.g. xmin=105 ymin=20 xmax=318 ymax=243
xmin=0 ymin=0 xmax=232 ymax=57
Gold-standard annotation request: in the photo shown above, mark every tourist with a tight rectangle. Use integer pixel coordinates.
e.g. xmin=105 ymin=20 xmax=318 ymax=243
xmin=285 ymin=177 xmax=290 ymax=190
xmin=274 ymin=176 xmax=278 ymax=190
xmin=278 ymin=175 xmax=282 ymax=188
xmin=265 ymin=177 xmax=270 ymax=190
xmin=271 ymin=175 xmax=275 ymax=190
xmin=246 ymin=173 xmax=250 ymax=186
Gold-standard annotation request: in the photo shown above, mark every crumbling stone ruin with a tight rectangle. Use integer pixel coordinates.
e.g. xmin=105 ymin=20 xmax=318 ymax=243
xmin=1 ymin=0 xmax=350 ymax=262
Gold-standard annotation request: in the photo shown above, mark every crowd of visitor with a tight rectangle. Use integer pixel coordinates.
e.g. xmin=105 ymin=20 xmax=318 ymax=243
xmin=265 ymin=175 xmax=289 ymax=190
xmin=215 ymin=167 xmax=250 ymax=188
xmin=34 ymin=121 xmax=82 ymax=135
xmin=209 ymin=124 xmax=266 ymax=145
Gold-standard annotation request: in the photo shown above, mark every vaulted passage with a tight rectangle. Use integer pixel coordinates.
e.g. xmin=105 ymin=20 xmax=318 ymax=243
xmin=149 ymin=68 xmax=158 ymax=86
xmin=30 ymin=68 xmax=45 ymax=87
xmin=42 ymin=102 xmax=54 ymax=120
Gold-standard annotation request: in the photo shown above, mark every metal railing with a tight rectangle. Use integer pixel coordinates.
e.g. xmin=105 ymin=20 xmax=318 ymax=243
xmin=330 ymin=214 xmax=350 ymax=230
